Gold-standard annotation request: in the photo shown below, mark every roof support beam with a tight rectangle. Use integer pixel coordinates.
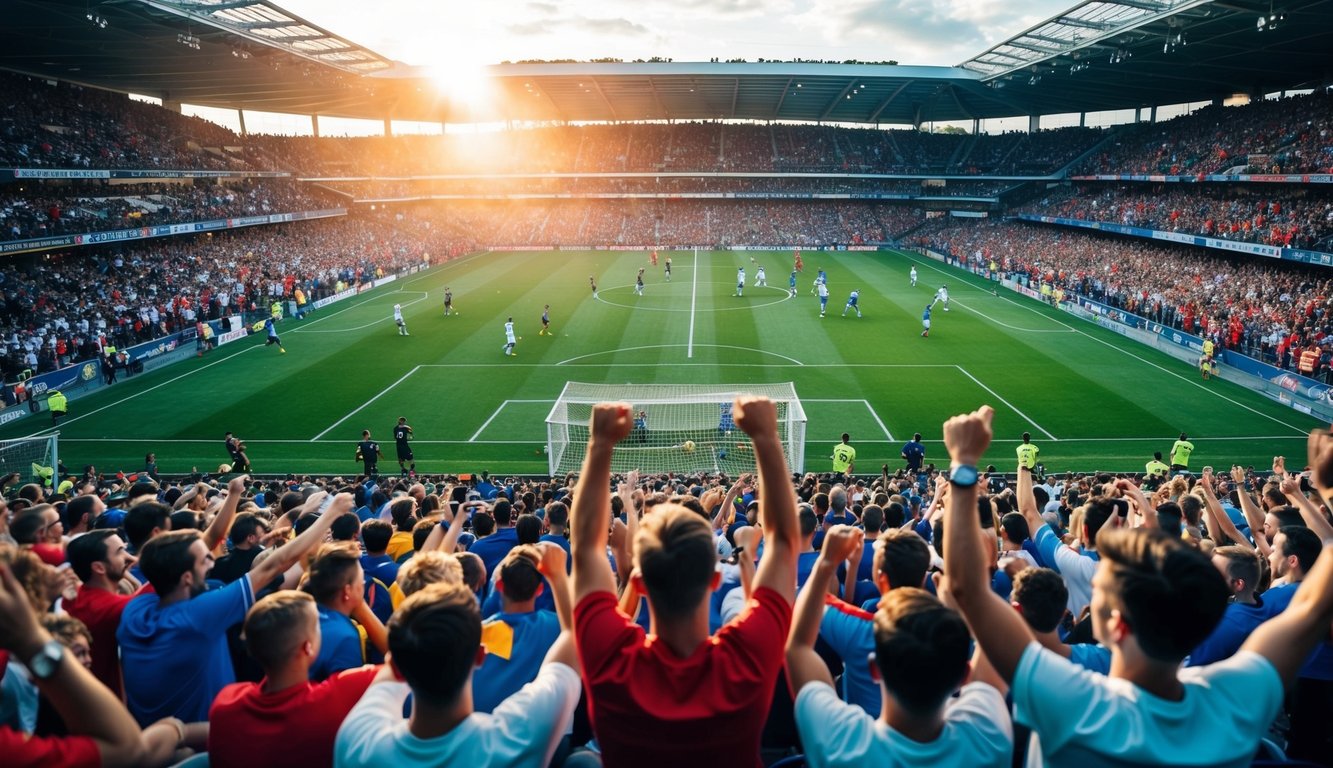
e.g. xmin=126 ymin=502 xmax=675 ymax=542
xmin=1110 ymin=0 xmax=1168 ymax=10
xmin=646 ymin=78 xmax=669 ymax=119
xmin=770 ymin=77 xmax=794 ymax=119
xmin=868 ymin=79 xmax=913 ymax=123
xmin=730 ymin=77 xmax=739 ymax=119
xmin=192 ymin=1 xmax=263 ymax=11
xmin=819 ymin=79 xmax=858 ymax=120
xmin=589 ymin=78 xmax=618 ymax=121
xmin=1025 ymin=33 xmax=1071 ymax=45
xmin=1055 ymin=17 xmax=1113 ymax=30
xmin=1007 ymin=40 xmax=1063 ymax=54
xmin=240 ymin=21 xmax=299 ymax=30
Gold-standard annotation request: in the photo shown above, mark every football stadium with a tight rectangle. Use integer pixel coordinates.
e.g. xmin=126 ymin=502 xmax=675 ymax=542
xmin=2 ymin=0 xmax=1333 ymax=766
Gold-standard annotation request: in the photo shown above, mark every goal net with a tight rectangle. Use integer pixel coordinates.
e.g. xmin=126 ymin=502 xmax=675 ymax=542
xmin=546 ymin=383 xmax=806 ymax=476
xmin=0 ymin=433 xmax=59 ymax=490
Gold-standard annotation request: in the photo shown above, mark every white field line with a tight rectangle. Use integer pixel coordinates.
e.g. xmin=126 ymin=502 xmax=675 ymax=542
xmin=293 ymin=291 xmax=429 ymax=334
xmin=907 ymin=254 xmax=1311 ymax=437
xmin=311 ymin=365 xmax=421 ymax=441
xmin=803 ymin=398 xmax=894 ymax=441
xmin=469 ymin=399 xmax=555 ymax=442
xmin=21 ymin=345 xmax=258 ymax=439
xmin=956 ymin=365 xmax=1058 ymax=441
xmin=688 ymin=247 xmax=699 ymax=358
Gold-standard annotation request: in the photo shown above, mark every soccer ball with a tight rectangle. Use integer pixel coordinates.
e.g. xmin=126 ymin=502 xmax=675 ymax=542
xmin=683 ymin=440 xmax=696 ymax=453
xmin=518 ymin=336 xmax=523 ymax=340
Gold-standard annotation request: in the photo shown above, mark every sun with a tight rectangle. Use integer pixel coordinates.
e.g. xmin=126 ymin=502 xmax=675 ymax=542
xmin=426 ymin=53 xmax=493 ymax=107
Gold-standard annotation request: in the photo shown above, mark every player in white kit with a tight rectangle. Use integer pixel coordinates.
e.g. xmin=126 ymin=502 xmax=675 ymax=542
xmin=935 ymin=284 xmax=950 ymax=311
xmin=502 ymin=317 xmax=518 ymax=356
xmin=394 ymin=303 xmax=408 ymax=336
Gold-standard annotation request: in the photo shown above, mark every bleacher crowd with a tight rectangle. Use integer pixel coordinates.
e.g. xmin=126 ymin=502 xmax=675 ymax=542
xmin=0 ymin=213 xmax=468 ymax=382
xmin=2 ymin=398 xmax=1333 ymax=767
xmin=916 ymin=219 xmax=1333 ymax=375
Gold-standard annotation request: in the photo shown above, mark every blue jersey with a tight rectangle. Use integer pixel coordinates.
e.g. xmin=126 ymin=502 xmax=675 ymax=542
xmin=846 ymin=291 xmax=859 ymax=307
xmin=922 ymin=305 xmax=932 ymax=321
xmin=265 ymin=318 xmax=278 ymax=338
xmin=789 ymin=272 xmax=797 ymax=287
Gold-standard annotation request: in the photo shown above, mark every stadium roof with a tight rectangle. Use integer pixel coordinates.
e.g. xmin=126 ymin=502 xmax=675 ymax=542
xmin=1 ymin=0 xmax=1331 ymax=125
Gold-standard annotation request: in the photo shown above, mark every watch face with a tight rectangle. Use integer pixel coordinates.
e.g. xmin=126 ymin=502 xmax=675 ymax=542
xmin=950 ymin=465 xmax=980 ymax=487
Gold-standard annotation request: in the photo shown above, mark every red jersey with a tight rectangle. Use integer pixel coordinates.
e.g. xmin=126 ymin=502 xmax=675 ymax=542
xmin=208 ymin=666 xmax=378 ymax=768
xmin=65 ymin=584 xmax=133 ymax=699
xmin=575 ymin=587 xmax=792 ymax=768
xmin=0 ymin=727 xmax=98 ymax=767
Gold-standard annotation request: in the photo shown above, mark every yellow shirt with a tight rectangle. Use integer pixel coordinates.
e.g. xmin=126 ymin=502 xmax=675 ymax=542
xmin=832 ymin=443 xmax=856 ymax=473
xmin=1145 ymin=459 xmax=1170 ymax=476
xmin=1170 ymin=440 xmax=1194 ymax=467
xmin=387 ymin=530 xmax=415 ymax=563
xmin=1202 ymin=339 xmax=1215 ymax=357
xmin=1016 ymin=443 xmax=1040 ymax=469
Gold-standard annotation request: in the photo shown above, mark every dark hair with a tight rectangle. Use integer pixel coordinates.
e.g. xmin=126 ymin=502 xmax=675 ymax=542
xmin=635 ymin=505 xmax=717 ymax=618
xmin=498 ymin=545 xmax=544 ymax=602
xmin=229 ymin=512 xmax=269 ymax=546
xmin=546 ymin=501 xmax=569 ymax=527
xmin=455 ymin=552 xmax=486 ymax=593
xmin=1277 ymin=525 xmax=1322 ymax=574
xmin=875 ymin=529 xmax=931 ymax=589
xmin=139 ymin=530 xmax=203 ymax=595
xmin=331 ymin=513 xmax=361 ymax=542
xmin=493 ymin=499 xmax=513 ymax=527
xmin=861 ymin=505 xmax=884 ymax=533
xmin=1155 ymin=501 xmax=1183 ymax=538
xmin=515 ymin=514 xmax=542 ymax=545
xmin=362 ymin=519 xmax=393 ymax=554
xmin=64 ymin=495 xmax=99 ymax=531
xmin=884 ymin=501 xmax=905 ymax=529
xmin=412 ymin=519 xmax=435 ymax=552
xmin=390 ymin=499 xmax=417 ymax=532
xmin=1213 ymin=546 xmax=1260 ymax=592
xmin=1011 ymin=567 xmax=1068 ymax=633
xmin=243 ymin=591 xmax=317 ymax=671
xmin=1178 ymin=494 xmax=1203 ymax=526
xmin=388 ymin=583 xmax=482 ymax=706
xmin=1096 ymin=527 xmax=1229 ymax=662
xmin=798 ymin=507 xmax=819 ymax=538
xmin=302 ymin=543 xmax=363 ymax=604
xmin=170 ymin=510 xmax=202 ymax=533
xmin=10 ymin=508 xmax=49 ymax=545
xmin=1268 ymin=506 xmax=1305 ymax=531
xmin=873 ymin=588 xmax=971 ymax=715
xmin=125 ymin=501 xmax=172 ymax=549
xmin=67 ymin=530 xmax=118 ymax=582
xmin=999 ymin=512 xmax=1030 ymax=545
xmin=472 ymin=512 xmax=495 ymax=538
xmin=1082 ymin=497 xmax=1116 ymax=548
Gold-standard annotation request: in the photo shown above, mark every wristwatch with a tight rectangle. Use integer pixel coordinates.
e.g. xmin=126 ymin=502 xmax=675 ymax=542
xmin=949 ymin=464 xmax=980 ymax=489
xmin=25 ymin=640 xmax=65 ymax=680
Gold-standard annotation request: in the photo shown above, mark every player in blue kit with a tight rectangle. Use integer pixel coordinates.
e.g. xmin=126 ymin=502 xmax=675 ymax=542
xmin=921 ymin=303 xmax=932 ymax=337
xmin=842 ymin=289 xmax=861 ymax=318
xmin=789 ymin=270 xmax=798 ymax=297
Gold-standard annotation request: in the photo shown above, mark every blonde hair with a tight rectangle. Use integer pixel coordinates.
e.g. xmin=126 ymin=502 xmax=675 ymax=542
xmin=398 ymin=551 xmax=463 ymax=597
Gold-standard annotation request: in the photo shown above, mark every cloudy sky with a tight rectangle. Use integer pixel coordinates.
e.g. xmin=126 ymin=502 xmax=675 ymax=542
xmin=278 ymin=0 xmax=1078 ymax=71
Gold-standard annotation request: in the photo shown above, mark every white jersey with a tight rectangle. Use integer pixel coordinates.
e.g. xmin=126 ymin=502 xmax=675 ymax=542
xmin=737 ymin=268 xmax=746 ymax=285
xmin=393 ymin=305 xmax=403 ymax=322
xmin=755 ymin=267 xmax=766 ymax=284
xmin=504 ymin=321 xmax=516 ymax=343
xmin=936 ymin=287 xmax=949 ymax=302
xmin=818 ymin=283 xmax=829 ymax=299
xmin=910 ymin=267 xmax=918 ymax=283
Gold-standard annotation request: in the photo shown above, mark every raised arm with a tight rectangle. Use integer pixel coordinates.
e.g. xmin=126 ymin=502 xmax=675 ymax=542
xmin=713 ymin=473 xmax=748 ymax=530
xmin=740 ymin=397 xmax=800 ymax=603
xmin=786 ymin=525 xmax=862 ymax=692
xmin=1243 ymin=433 xmax=1333 ymax=688
xmin=201 ymin=475 xmax=248 ymax=552
xmin=733 ymin=525 xmax=759 ymax=600
xmin=1280 ymin=475 xmax=1333 ymax=541
xmin=570 ymin=403 xmax=632 ymax=605
xmin=1114 ymin=477 xmax=1157 ymax=529
xmin=940 ymin=406 xmax=1035 ymax=683
xmin=1231 ymin=465 xmax=1271 ymax=555
xmin=0 ymin=564 xmax=144 ymax=767
xmin=248 ymin=492 xmax=350 ymax=588
xmin=842 ymin=529 xmax=864 ymax=601
xmin=1198 ymin=471 xmax=1254 ymax=549
xmin=538 ymin=541 xmax=575 ymax=633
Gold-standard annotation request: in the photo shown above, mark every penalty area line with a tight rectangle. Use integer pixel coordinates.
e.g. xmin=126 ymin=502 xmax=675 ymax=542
xmin=311 ymin=366 xmax=421 ymax=441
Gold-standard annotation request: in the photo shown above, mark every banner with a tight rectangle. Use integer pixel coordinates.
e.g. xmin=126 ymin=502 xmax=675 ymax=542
xmin=0 ymin=209 xmax=348 ymax=255
xmin=1070 ymin=173 xmax=1333 ymax=185
xmin=312 ymin=287 xmax=357 ymax=309
xmin=6 ymin=168 xmax=289 ymax=180
xmin=1014 ymin=214 xmax=1333 ymax=267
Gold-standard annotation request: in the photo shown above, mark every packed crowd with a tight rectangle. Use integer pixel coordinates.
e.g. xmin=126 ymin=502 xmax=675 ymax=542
xmin=0 ymin=181 xmax=336 ymax=242
xmin=1021 ymin=183 xmax=1333 ymax=251
xmin=916 ymin=219 xmax=1333 ymax=373
xmin=0 ymin=73 xmax=259 ymax=172
xmin=423 ymin=200 xmax=926 ymax=248
xmin=253 ymin=123 xmax=1102 ymax=177
xmin=0 ymin=212 xmax=470 ymax=381
xmin=2 ymin=398 xmax=1332 ymax=767
xmin=1077 ymin=91 xmax=1333 ymax=176
xmin=324 ymin=176 xmax=1015 ymax=200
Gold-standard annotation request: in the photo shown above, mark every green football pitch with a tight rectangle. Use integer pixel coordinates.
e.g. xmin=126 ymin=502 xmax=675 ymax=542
xmin=3 ymin=248 xmax=1321 ymax=476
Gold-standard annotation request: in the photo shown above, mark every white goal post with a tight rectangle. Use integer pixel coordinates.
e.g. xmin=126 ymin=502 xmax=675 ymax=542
xmin=546 ymin=383 xmax=806 ymax=476
xmin=0 ymin=433 xmax=59 ymax=490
